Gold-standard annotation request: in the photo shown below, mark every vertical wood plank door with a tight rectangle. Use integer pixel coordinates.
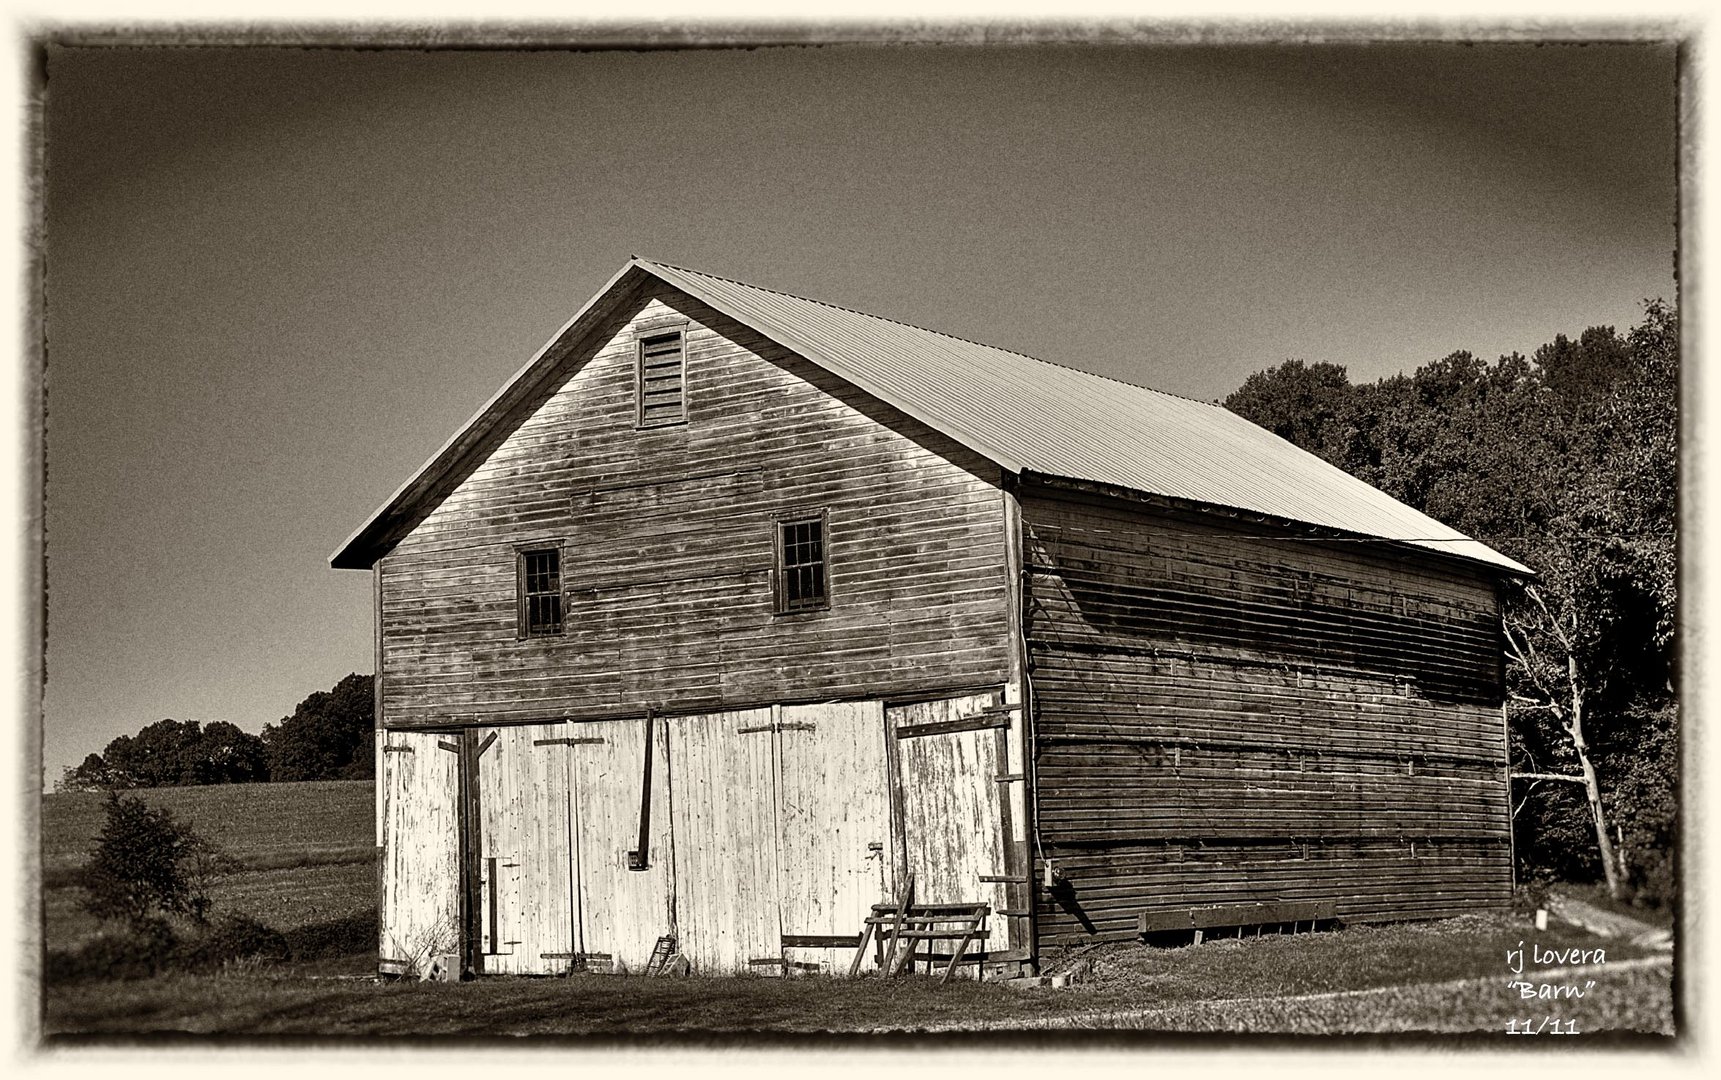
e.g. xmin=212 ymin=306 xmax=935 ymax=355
xmin=473 ymin=723 xmax=579 ymax=975
xmin=889 ymin=693 xmax=1013 ymax=968
xmin=667 ymin=707 xmax=782 ymax=974
xmin=570 ymin=716 xmax=674 ymax=974
xmin=776 ymin=701 xmax=894 ymax=974
xmin=379 ymin=730 xmax=461 ymax=974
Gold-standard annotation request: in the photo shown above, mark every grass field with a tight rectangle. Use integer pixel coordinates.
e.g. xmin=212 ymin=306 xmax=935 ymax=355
xmin=37 ymin=780 xmax=1676 ymax=1039
xmin=41 ymin=781 xmax=376 ymax=956
xmin=42 ymin=780 xmax=375 ymax=878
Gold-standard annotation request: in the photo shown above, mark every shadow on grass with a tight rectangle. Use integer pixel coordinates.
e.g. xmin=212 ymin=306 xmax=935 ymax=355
xmin=45 ymin=907 xmax=380 ymax=987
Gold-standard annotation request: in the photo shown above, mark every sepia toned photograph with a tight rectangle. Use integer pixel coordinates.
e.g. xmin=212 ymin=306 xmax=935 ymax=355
xmin=28 ymin=20 xmax=1685 ymax=1046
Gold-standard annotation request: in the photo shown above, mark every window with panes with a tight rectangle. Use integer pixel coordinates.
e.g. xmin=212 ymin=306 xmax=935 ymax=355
xmin=518 ymin=547 xmax=563 ymax=637
xmin=775 ymin=513 xmax=828 ymax=613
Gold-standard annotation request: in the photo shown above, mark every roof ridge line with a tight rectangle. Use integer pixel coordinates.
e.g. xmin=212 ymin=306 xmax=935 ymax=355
xmin=634 ymin=257 xmax=1224 ymax=410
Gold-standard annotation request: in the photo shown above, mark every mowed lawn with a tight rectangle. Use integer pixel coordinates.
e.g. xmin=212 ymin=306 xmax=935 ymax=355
xmin=38 ymin=781 xmax=1674 ymax=1039
xmin=44 ymin=916 xmax=1672 ymax=1038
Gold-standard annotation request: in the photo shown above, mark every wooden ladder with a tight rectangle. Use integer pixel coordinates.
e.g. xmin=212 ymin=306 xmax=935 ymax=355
xmin=645 ymin=934 xmax=677 ymax=976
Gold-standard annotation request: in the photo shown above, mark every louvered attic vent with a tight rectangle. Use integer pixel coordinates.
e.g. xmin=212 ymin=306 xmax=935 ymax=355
xmin=635 ymin=328 xmax=687 ymax=427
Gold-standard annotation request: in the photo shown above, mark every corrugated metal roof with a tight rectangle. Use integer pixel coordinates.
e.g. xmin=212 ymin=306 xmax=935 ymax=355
xmin=332 ymin=257 xmax=1529 ymax=576
xmin=639 ymin=259 xmax=1529 ymax=576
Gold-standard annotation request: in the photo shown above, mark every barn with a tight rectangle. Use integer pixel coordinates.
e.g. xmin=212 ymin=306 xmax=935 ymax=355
xmin=331 ymin=257 xmax=1530 ymax=980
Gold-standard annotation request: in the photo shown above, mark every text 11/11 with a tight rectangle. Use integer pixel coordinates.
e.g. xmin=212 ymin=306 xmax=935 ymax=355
xmin=1507 ymin=1018 xmax=1579 ymax=1035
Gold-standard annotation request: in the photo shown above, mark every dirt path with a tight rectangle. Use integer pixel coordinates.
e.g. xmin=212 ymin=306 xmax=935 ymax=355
xmin=1546 ymin=892 xmax=1673 ymax=949
xmin=916 ymin=955 xmax=1674 ymax=1033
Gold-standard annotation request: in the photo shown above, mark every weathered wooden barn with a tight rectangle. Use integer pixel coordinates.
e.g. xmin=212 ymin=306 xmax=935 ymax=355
xmin=331 ymin=257 xmax=1530 ymax=979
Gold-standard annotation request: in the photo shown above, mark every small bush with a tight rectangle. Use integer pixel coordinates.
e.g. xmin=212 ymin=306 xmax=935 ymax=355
xmin=80 ymin=792 xmax=230 ymax=928
xmin=281 ymin=908 xmax=378 ymax=961
xmin=44 ymin=919 xmax=178 ymax=985
xmin=44 ymin=914 xmax=298 ymax=985
xmin=1511 ymin=882 xmax=1552 ymax=915
xmin=1608 ymin=704 xmax=1678 ymax=911
xmin=1627 ymin=853 xmax=1675 ymax=912
xmin=177 ymin=913 xmax=290 ymax=971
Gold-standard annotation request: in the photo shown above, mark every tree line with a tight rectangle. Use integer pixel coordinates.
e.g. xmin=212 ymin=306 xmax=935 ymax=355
xmin=1224 ymin=299 xmax=1676 ymax=905
xmin=59 ymin=673 xmax=375 ymax=791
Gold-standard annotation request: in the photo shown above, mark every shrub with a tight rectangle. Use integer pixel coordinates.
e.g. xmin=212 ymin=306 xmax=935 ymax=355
xmin=43 ymin=908 xmax=299 ymax=990
xmin=43 ymin=914 xmax=296 ymax=984
xmin=80 ymin=792 xmax=230 ymax=928
xmin=178 ymin=913 xmax=290 ymax=970
xmin=1511 ymin=882 xmax=1551 ymax=916
xmin=1607 ymin=704 xmax=1678 ymax=910
xmin=44 ymin=919 xmax=178 ymax=985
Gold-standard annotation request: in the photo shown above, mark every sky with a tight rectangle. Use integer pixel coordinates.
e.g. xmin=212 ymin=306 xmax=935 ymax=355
xmin=38 ymin=39 xmax=1678 ymax=786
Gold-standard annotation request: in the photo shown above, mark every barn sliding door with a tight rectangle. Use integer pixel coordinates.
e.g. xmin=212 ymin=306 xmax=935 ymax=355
xmin=379 ymin=730 xmax=461 ymax=975
xmin=471 ymin=723 xmax=579 ymax=975
xmin=667 ymin=703 xmax=895 ymax=975
xmin=668 ymin=708 xmax=781 ymax=973
xmin=776 ymin=701 xmax=894 ymax=974
xmin=570 ymin=716 xmax=674 ymax=974
xmin=448 ymin=704 xmax=901 ymax=976
xmin=889 ymin=692 xmax=1013 ymax=968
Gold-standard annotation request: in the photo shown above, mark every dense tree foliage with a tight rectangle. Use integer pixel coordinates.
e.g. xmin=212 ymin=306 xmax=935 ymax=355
xmin=1224 ymin=300 xmax=1677 ymax=905
xmin=1225 ymin=359 xmax=1353 ymax=452
xmin=59 ymin=719 xmax=269 ymax=791
xmin=261 ymin=673 xmax=376 ymax=782
xmin=59 ymin=673 xmax=375 ymax=790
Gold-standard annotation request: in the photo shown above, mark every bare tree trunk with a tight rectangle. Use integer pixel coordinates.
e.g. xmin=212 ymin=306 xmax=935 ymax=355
xmin=1566 ymin=656 xmax=1624 ymax=899
xmin=1503 ymin=595 xmax=1625 ymax=900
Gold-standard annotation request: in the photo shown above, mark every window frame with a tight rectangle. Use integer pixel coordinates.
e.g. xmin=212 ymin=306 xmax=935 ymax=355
xmin=772 ymin=509 xmax=831 ymax=616
xmin=515 ymin=542 xmax=566 ymax=640
xmin=634 ymin=321 xmax=689 ymax=429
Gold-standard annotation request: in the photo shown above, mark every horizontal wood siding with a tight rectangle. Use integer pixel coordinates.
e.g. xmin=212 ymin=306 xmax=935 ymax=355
xmin=1022 ymin=486 xmax=1510 ymax=946
xmin=380 ymin=284 xmax=1010 ymax=725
